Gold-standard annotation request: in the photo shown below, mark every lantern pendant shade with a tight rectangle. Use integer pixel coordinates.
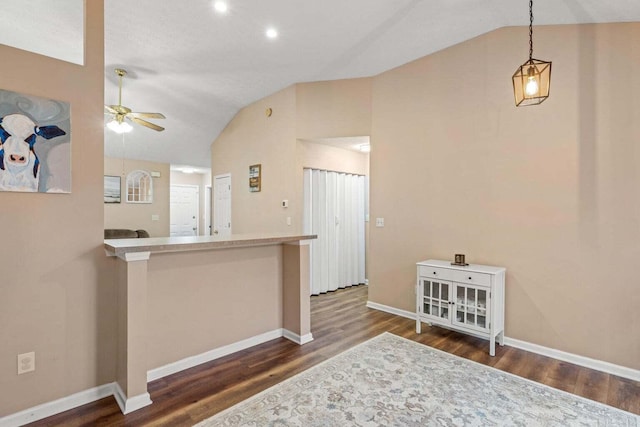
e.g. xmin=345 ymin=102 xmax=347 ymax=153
xmin=512 ymin=58 xmax=551 ymax=106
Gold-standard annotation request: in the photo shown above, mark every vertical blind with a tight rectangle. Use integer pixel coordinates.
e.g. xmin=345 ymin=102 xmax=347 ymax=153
xmin=303 ymin=169 xmax=366 ymax=295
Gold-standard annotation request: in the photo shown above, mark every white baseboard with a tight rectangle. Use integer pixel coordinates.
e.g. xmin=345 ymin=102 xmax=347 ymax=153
xmin=147 ymin=328 xmax=285 ymax=382
xmin=367 ymin=300 xmax=640 ymax=382
xmin=0 ymin=383 xmax=114 ymax=427
xmin=148 ymin=328 xmax=314 ymax=384
xmin=283 ymin=329 xmax=314 ymax=345
xmin=1 ymin=329 xmax=289 ymax=426
xmin=366 ymin=300 xmax=416 ymax=320
xmin=504 ymin=337 xmax=640 ymax=382
xmin=113 ymin=382 xmax=152 ymax=415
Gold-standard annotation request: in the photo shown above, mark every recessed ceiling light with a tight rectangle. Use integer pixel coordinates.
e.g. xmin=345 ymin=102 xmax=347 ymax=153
xmin=266 ymin=28 xmax=278 ymax=39
xmin=214 ymin=1 xmax=228 ymax=13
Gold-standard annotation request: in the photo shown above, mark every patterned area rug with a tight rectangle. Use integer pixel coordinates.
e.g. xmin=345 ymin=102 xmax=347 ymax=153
xmin=195 ymin=333 xmax=639 ymax=426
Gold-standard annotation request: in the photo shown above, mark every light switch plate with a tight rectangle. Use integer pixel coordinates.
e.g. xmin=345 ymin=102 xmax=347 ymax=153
xmin=375 ymin=218 xmax=384 ymax=227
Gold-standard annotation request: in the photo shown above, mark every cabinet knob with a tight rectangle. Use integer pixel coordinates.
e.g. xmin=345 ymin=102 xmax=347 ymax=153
xmin=468 ymin=277 xmax=472 ymax=280
xmin=433 ymin=272 xmax=437 ymax=275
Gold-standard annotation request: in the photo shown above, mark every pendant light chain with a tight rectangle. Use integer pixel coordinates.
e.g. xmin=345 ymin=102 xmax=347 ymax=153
xmin=512 ymin=0 xmax=551 ymax=106
xmin=528 ymin=0 xmax=534 ymax=60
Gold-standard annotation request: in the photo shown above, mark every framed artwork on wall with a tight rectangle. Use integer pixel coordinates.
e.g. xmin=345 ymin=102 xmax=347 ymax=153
xmin=0 ymin=88 xmax=71 ymax=193
xmin=249 ymin=164 xmax=261 ymax=192
xmin=104 ymin=175 xmax=121 ymax=203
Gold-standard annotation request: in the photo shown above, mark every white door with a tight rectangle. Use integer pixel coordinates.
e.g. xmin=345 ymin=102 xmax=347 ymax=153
xmin=213 ymin=174 xmax=231 ymax=237
xmin=170 ymin=185 xmax=199 ymax=236
xmin=205 ymin=185 xmax=212 ymax=235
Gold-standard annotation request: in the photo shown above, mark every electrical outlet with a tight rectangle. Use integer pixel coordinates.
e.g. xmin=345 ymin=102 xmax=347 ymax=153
xmin=18 ymin=352 xmax=35 ymax=375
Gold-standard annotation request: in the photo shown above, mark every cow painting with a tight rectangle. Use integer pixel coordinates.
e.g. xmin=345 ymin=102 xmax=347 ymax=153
xmin=0 ymin=113 xmax=66 ymax=192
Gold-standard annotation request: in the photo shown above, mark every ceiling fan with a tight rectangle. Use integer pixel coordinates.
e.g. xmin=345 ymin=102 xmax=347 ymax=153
xmin=104 ymin=68 xmax=165 ymax=133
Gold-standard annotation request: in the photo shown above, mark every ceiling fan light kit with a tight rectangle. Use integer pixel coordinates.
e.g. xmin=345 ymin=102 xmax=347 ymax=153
xmin=107 ymin=118 xmax=133 ymax=134
xmin=512 ymin=0 xmax=551 ymax=106
xmin=105 ymin=68 xmax=166 ymax=132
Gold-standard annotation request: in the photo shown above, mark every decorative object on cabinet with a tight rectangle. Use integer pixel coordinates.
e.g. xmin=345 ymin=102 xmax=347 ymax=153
xmin=249 ymin=164 xmax=261 ymax=192
xmin=451 ymin=253 xmax=468 ymax=266
xmin=416 ymin=259 xmax=506 ymax=356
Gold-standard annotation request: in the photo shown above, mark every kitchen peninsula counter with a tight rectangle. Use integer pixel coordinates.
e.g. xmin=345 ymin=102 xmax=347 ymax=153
xmin=104 ymin=232 xmax=316 ymax=415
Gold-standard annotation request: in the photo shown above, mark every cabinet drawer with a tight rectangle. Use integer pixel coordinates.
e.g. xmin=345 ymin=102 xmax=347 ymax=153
xmin=453 ymin=271 xmax=491 ymax=287
xmin=419 ymin=266 xmax=455 ymax=281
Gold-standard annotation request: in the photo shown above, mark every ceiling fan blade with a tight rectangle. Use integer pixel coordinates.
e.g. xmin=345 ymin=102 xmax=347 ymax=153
xmin=130 ymin=112 xmax=166 ymax=119
xmin=130 ymin=116 xmax=165 ymax=132
xmin=105 ymin=105 xmax=118 ymax=114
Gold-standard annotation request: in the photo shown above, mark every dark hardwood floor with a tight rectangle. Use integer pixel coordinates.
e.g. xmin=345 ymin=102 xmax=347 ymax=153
xmin=28 ymin=285 xmax=639 ymax=426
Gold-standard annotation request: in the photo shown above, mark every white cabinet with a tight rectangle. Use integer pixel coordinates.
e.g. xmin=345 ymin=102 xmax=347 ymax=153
xmin=416 ymin=259 xmax=506 ymax=356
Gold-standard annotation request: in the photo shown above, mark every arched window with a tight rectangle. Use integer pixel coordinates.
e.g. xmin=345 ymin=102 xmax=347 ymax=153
xmin=126 ymin=170 xmax=153 ymax=203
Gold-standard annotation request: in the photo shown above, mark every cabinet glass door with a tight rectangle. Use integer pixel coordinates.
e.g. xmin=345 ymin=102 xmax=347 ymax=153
xmin=453 ymin=284 xmax=489 ymax=332
xmin=422 ymin=279 xmax=450 ymax=320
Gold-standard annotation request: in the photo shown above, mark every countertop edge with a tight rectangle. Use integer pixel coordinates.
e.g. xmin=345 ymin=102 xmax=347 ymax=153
xmin=104 ymin=234 xmax=317 ymax=256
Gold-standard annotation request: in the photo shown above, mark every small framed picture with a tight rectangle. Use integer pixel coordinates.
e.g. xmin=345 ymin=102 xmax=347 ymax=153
xmin=249 ymin=164 xmax=261 ymax=192
xmin=104 ymin=175 xmax=121 ymax=203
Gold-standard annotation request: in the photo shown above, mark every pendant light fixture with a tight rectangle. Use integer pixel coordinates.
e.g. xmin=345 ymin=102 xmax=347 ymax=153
xmin=512 ymin=0 xmax=551 ymax=106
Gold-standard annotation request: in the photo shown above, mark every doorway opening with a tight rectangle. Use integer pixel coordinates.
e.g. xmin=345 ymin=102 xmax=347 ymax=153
xmin=303 ymin=169 xmax=368 ymax=295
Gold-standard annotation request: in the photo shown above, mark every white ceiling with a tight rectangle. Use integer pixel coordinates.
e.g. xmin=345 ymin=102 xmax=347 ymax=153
xmin=0 ymin=0 xmax=84 ymax=64
xmin=3 ymin=1 xmax=640 ymax=168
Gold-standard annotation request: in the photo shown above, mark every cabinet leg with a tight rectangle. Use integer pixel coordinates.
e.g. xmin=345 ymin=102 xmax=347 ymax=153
xmin=490 ymin=336 xmax=496 ymax=356
xmin=498 ymin=330 xmax=504 ymax=346
xmin=416 ymin=319 xmax=421 ymax=334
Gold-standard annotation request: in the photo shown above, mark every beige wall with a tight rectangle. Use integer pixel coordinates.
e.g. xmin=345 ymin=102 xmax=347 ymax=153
xmin=146 ymin=246 xmax=283 ymax=369
xmin=212 ymin=23 xmax=639 ymax=371
xmin=170 ymin=170 xmax=212 ymax=236
xmin=212 ymin=86 xmax=299 ymax=233
xmin=212 ymin=81 xmax=373 ymax=235
xmin=0 ymin=1 xmax=110 ymax=416
xmin=296 ymin=140 xmax=369 ymax=176
xmin=296 ymin=78 xmax=372 ymax=140
xmin=104 ymin=157 xmax=170 ymax=237
xmin=369 ymin=23 xmax=640 ymax=370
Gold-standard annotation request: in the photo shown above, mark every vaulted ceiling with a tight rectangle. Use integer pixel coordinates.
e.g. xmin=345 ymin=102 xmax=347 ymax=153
xmin=3 ymin=1 xmax=639 ymax=168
